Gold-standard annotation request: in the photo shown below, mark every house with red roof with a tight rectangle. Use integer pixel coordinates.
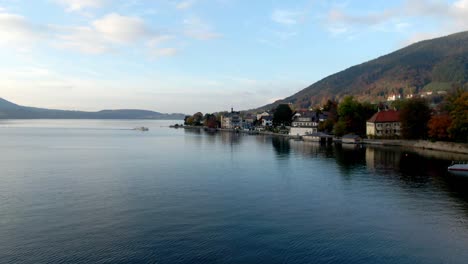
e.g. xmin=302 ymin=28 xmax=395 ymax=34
xmin=366 ymin=110 xmax=401 ymax=137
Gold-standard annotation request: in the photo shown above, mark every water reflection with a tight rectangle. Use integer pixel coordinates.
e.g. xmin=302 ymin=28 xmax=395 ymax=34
xmin=289 ymin=141 xmax=334 ymax=159
xmin=3 ymin=121 xmax=468 ymax=263
xmin=184 ymin=128 xmax=202 ymax=135
xmin=271 ymin=137 xmax=290 ymax=157
xmin=220 ymin=131 xmax=242 ymax=145
xmin=334 ymin=144 xmax=367 ymax=174
xmin=294 ymin=140 xmax=468 ymax=204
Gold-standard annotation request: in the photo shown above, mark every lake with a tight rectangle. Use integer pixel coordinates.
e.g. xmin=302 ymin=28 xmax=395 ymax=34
xmin=1 ymin=120 xmax=468 ymax=264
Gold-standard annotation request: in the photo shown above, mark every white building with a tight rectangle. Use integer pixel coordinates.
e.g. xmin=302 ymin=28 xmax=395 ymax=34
xmin=289 ymin=111 xmax=318 ymax=136
xmin=261 ymin=116 xmax=273 ymax=127
xmin=221 ymin=108 xmax=242 ymax=129
xmin=256 ymin=111 xmax=270 ymax=120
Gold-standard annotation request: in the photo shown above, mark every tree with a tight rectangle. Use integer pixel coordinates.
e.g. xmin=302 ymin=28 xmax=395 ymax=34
xmin=335 ymin=96 xmax=375 ymax=136
xmin=184 ymin=115 xmax=191 ymax=125
xmin=273 ymin=104 xmax=293 ymax=126
xmin=318 ymin=119 xmax=335 ymax=133
xmin=400 ymin=98 xmax=431 ymax=139
xmin=448 ymin=91 xmax=468 ymax=142
xmin=318 ymin=100 xmax=338 ymax=133
xmin=192 ymin=112 xmax=203 ymax=126
xmin=428 ymin=114 xmax=452 ymax=141
xmin=203 ymin=114 xmax=218 ymax=128
xmin=333 ymin=120 xmax=347 ymax=136
xmin=184 ymin=112 xmax=204 ymax=126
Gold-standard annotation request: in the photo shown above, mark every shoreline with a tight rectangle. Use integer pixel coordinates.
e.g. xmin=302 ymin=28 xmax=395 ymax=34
xmin=177 ymin=126 xmax=468 ymax=155
xmin=363 ymin=139 xmax=468 ymax=155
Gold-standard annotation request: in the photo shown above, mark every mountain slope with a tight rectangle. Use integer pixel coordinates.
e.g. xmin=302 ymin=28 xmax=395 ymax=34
xmin=256 ymin=31 xmax=468 ymax=111
xmin=0 ymin=98 xmax=185 ymax=120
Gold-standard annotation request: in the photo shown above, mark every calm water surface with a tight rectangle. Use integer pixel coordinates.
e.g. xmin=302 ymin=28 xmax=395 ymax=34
xmin=1 ymin=120 xmax=468 ymax=264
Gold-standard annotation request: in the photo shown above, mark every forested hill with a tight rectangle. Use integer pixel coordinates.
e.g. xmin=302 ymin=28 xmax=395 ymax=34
xmin=255 ymin=31 xmax=468 ymax=111
xmin=0 ymin=98 xmax=185 ymax=120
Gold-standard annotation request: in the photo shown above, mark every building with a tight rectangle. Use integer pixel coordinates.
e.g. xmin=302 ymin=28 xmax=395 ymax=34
xmin=342 ymin=134 xmax=362 ymax=144
xmin=366 ymin=110 xmax=401 ymax=137
xmin=242 ymin=113 xmax=256 ymax=129
xmin=256 ymin=111 xmax=270 ymax=120
xmin=260 ymin=116 xmax=273 ymax=127
xmin=221 ymin=108 xmax=242 ymax=129
xmin=289 ymin=111 xmax=319 ymax=136
xmin=303 ymin=132 xmax=333 ymax=143
xmin=319 ymin=112 xmax=328 ymax=122
xmin=387 ymin=94 xmax=401 ymax=101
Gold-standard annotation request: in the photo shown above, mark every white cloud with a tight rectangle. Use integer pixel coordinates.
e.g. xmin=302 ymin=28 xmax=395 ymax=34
xmin=150 ymin=47 xmax=179 ymax=57
xmin=55 ymin=13 xmax=154 ymax=54
xmin=176 ymin=0 xmax=196 ymax=10
xmin=0 ymin=11 xmax=46 ymax=49
xmin=324 ymin=0 xmax=468 ymax=42
xmin=146 ymin=35 xmax=175 ymax=47
xmin=327 ymin=9 xmax=398 ymax=26
xmin=54 ymin=26 xmax=112 ymax=54
xmin=271 ymin=9 xmax=302 ymax=25
xmin=146 ymin=35 xmax=179 ymax=58
xmin=53 ymin=0 xmax=107 ymax=12
xmin=0 ymin=9 xmax=183 ymax=58
xmin=400 ymin=31 xmax=441 ymax=46
xmin=183 ymin=17 xmax=222 ymax=40
xmin=454 ymin=0 xmax=468 ymax=9
xmin=92 ymin=13 xmax=149 ymax=43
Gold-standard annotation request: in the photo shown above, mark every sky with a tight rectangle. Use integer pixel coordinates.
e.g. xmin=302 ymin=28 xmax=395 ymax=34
xmin=0 ymin=0 xmax=467 ymax=114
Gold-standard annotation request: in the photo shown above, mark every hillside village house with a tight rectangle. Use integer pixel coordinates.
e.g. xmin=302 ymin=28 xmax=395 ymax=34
xmin=221 ymin=108 xmax=242 ymax=129
xmin=242 ymin=113 xmax=256 ymax=129
xmin=366 ymin=109 xmax=401 ymax=137
xmin=260 ymin=116 xmax=273 ymax=127
xmin=289 ymin=111 xmax=319 ymax=136
xmin=256 ymin=111 xmax=270 ymax=120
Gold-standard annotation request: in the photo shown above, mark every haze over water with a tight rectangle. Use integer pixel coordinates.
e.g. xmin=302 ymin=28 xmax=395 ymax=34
xmin=1 ymin=120 xmax=468 ymax=264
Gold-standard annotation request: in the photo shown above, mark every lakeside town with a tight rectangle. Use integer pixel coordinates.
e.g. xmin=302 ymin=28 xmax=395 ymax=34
xmin=175 ymin=88 xmax=467 ymax=153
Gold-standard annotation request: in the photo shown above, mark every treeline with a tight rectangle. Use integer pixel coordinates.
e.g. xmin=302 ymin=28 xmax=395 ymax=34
xmin=314 ymin=88 xmax=467 ymax=142
xmin=184 ymin=112 xmax=220 ymax=128
xmin=426 ymin=88 xmax=467 ymax=142
xmin=182 ymin=87 xmax=467 ymax=143
xmin=318 ymin=97 xmax=375 ymax=137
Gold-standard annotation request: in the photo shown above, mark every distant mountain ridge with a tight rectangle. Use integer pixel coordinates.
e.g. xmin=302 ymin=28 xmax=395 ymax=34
xmin=255 ymin=31 xmax=468 ymax=111
xmin=0 ymin=98 xmax=185 ymax=120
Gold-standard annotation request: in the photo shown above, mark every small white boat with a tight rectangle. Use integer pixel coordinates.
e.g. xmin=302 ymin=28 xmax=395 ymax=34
xmin=448 ymin=162 xmax=468 ymax=175
xmin=134 ymin=127 xmax=149 ymax=131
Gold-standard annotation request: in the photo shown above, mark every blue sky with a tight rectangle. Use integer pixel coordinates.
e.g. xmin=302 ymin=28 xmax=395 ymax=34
xmin=1 ymin=0 xmax=467 ymax=114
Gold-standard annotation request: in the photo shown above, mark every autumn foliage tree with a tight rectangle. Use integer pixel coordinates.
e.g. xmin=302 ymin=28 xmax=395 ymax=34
xmin=318 ymin=100 xmax=338 ymax=133
xmin=184 ymin=112 xmax=204 ymax=126
xmin=428 ymin=114 xmax=452 ymax=141
xmin=203 ymin=114 xmax=218 ymax=128
xmin=447 ymin=91 xmax=468 ymax=142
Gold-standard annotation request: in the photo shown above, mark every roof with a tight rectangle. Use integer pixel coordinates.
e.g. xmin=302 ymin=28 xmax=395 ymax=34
xmin=367 ymin=110 xmax=400 ymax=123
xmin=305 ymin=132 xmax=332 ymax=138
xmin=343 ymin=134 xmax=361 ymax=139
xmin=293 ymin=111 xmax=318 ymax=122
xmin=294 ymin=110 xmax=317 ymax=117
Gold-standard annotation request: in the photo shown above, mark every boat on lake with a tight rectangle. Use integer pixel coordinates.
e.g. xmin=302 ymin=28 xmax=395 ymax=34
xmin=448 ymin=162 xmax=468 ymax=176
xmin=134 ymin=127 xmax=149 ymax=131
